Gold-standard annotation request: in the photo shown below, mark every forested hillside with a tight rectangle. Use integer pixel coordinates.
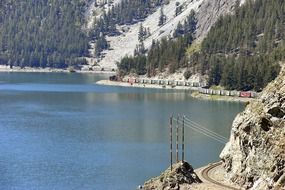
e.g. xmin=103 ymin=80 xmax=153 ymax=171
xmin=195 ymin=0 xmax=283 ymax=91
xmin=117 ymin=11 xmax=197 ymax=77
xmin=118 ymin=0 xmax=284 ymax=91
xmin=0 ymin=0 xmax=90 ymax=68
xmin=0 ymin=0 xmax=166 ymax=68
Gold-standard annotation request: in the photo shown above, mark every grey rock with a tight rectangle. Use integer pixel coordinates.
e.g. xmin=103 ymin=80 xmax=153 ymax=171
xmin=142 ymin=161 xmax=202 ymax=190
xmin=220 ymin=65 xmax=285 ymax=189
xmin=196 ymin=0 xmax=240 ymax=40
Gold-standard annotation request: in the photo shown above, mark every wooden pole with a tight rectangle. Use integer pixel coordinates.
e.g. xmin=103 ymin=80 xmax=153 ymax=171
xmin=170 ymin=116 xmax=173 ymax=171
xmin=176 ymin=115 xmax=179 ymax=163
xmin=182 ymin=115 xmax=185 ymax=162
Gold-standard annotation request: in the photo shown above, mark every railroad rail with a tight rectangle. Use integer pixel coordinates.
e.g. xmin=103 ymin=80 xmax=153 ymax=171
xmin=200 ymin=162 xmax=242 ymax=190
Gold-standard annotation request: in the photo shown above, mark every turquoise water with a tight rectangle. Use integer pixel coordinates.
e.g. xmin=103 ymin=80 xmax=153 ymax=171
xmin=0 ymin=72 xmax=244 ymax=190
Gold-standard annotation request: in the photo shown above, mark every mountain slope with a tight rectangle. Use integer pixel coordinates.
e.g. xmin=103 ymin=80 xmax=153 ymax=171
xmin=193 ymin=0 xmax=284 ymax=91
xmin=86 ymin=0 xmax=241 ymax=71
xmin=115 ymin=0 xmax=285 ymax=91
xmin=0 ymin=0 xmax=90 ymax=68
xmin=0 ymin=0 xmax=245 ymax=71
xmin=97 ymin=0 xmax=202 ymax=70
xmin=220 ymin=64 xmax=285 ymax=189
xmin=195 ymin=0 xmax=244 ymax=40
xmin=84 ymin=0 xmax=122 ymax=31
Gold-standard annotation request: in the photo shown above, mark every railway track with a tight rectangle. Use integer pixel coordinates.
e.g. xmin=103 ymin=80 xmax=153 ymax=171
xmin=200 ymin=162 xmax=242 ymax=190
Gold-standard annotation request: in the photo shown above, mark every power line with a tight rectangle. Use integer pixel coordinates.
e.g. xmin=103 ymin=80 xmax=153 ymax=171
xmin=173 ymin=117 xmax=227 ymax=142
xmin=184 ymin=122 xmax=227 ymax=144
xmin=184 ymin=117 xmax=228 ymax=141
xmin=173 ymin=118 xmax=227 ymax=144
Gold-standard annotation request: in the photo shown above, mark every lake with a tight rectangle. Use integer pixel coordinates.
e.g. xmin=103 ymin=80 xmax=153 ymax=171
xmin=0 ymin=72 xmax=244 ymax=190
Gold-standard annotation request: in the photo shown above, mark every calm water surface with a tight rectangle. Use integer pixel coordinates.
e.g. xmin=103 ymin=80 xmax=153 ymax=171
xmin=0 ymin=72 xmax=244 ymax=190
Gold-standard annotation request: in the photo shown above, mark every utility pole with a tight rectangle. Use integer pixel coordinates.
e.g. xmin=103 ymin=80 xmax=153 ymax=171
xmin=170 ymin=116 xmax=173 ymax=171
xmin=176 ymin=115 xmax=179 ymax=163
xmin=182 ymin=115 xmax=185 ymax=162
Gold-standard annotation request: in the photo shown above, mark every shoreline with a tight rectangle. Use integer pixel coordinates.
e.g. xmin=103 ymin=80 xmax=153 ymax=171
xmin=191 ymin=91 xmax=253 ymax=103
xmin=96 ymin=79 xmax=200 ymax=90
xmin=0 ymin=66 xmax=254 ymax=103
xmin=0 ymin=66 xmax=116 ymax=74
xmin=96 ymin=80 xmax=254 ymax=103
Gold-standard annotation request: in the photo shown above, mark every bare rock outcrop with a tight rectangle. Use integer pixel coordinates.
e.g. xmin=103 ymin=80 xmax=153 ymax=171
xmin=142 ymin=161 xmax=202 ymax=190
xmin=220 ymin=65 xmax=285 ymax=189
xmin=195 ymin=0 xmax=241 ymax=40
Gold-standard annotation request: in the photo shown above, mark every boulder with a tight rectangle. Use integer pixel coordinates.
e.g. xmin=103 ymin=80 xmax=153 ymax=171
xmin=142 ymin=161 xmax=202 ymax=190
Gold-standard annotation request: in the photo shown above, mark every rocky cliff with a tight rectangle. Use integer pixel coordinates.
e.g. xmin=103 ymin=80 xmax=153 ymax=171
xmin=220 ymin=65 xmax=285 ymax=190
xmin=195 ymin=0 xmax=243 ymax=40
xmin=142 ymin=161 xmax=202 ymax=190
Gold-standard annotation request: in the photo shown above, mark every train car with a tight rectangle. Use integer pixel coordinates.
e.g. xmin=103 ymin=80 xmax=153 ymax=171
xmin=229 ymin=91 xmax=237 ymax=96
xmin=160 ymin=80 xmax=166 ymax=85
xmin=128 ymin=78 xmax=135 ymax=84
xmin=240 ymin=91 xmax=252 ymax=98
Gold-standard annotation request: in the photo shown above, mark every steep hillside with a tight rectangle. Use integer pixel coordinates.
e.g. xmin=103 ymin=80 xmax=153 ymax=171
xmin=220 ymin=64 xmax=285 ymax=189
xmin=97 ymin=0 xmax=202 ymax=70
xmin=87 ymin=0 xmax=241 ymax=71
xmin=116 ymin=0 xmax=285 ymax=91
xmin=84 ymin=0 xmax=122 ymax=31
xmin=192 ymin=0 xmax=284 ymax=91
xmin=195 ymin=0 xmax=244 ymax=40
xmin=0 ymin=0 xmax=245 ymax=71
xmin=0 ymin=0 xmax=90 ymax=68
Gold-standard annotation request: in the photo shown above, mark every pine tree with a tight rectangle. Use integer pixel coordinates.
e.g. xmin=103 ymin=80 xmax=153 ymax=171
xmin=158 ymin=6 xmax=166 ymax=26
xmin=138 ymin=23 xmax=145 ymax=42
xmin=173 ymin=22 xmax=184 ymax=37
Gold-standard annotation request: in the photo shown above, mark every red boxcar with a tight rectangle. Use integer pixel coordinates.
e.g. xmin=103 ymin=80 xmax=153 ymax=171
xmin=240 ymin=91 xmax=251 ymax=98
xmin=128 ymin=78 xmax=135 ymax=84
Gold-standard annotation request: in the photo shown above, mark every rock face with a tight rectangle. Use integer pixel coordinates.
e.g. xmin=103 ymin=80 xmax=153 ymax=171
xmin=195 ymin=0 xmax=241 ymax=40
xmin=220 ymin=65 xmax=285 ymax=190
xmin=142 ymin=161 xmax=202 ymax=190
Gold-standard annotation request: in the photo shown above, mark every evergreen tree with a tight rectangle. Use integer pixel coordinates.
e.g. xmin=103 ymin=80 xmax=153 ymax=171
xmin=0 ymin=0 xmax=90 ymax=68
xmin=138 ymin=23 xmax=148 ymax=42
xmin=158 ymin=6 xmax=166 ymax=26
xmin=175 ymin=4 xmax=183 ymax=16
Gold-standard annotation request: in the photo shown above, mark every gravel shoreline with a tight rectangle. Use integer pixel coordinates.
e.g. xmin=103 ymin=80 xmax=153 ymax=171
xmin=0 ymin=66 xmax=116 ymax=74
xmin=191 ymin=91 xmax=253 ymax=103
